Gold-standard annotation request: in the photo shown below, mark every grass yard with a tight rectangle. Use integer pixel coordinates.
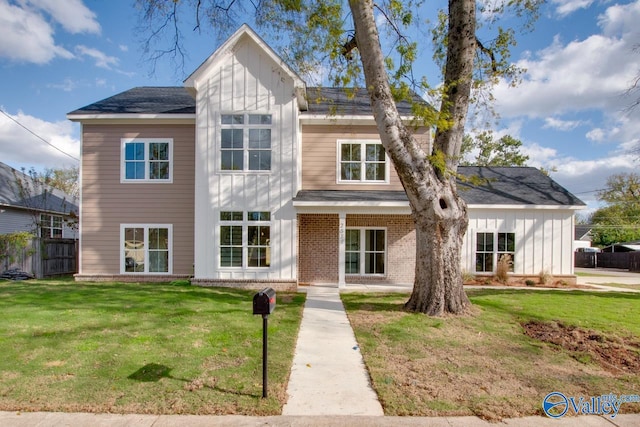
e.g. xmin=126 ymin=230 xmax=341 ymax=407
xmin=0 ymin=278 xmax=304 ymax=415
xmin=342 ymin=289 xmax=640 ymax=420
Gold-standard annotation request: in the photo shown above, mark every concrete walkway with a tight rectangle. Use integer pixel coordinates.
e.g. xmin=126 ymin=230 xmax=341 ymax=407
xmin=282 ymin=285 xmax=383 ymax=416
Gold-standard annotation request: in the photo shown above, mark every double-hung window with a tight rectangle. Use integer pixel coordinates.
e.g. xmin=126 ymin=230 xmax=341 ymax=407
xmin=345 ymin=228 xmax=386 ymax=275
xmin=220 ymin=211 xmax=271 ymax=268
xmin=220 ymin=114 xmax=272 ymax=171
xmin=122 ymin=224 xmax=172 ymax=273
xmin=121 ymin=139 xmax=172 ymax=182
xmin=40 ymin=214 xmax=63 ymax=238
xmin=338 ymin=140 xmax=388 ymax=183
xmin=475 ymin=232 xmax=515 ymax=273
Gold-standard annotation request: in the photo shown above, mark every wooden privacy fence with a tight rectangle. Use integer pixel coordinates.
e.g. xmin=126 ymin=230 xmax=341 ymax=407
xmin=575 ymin=251 xmax=640 ymax=272
xmin=1 ymin=238 xmax=77 ymax=278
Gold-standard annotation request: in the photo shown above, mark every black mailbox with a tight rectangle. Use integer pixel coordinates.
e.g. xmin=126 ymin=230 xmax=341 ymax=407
xmin=253 ymin=287 xmax=276 ymax=316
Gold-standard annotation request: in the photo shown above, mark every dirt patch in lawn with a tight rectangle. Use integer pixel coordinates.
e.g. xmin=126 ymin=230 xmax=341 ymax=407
xmin=522 ymin=321 xmax=640 ymax=374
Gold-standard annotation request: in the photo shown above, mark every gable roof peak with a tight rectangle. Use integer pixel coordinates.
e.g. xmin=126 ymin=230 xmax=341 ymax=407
xmin=184 ymin=24 xmax=307 ymax=109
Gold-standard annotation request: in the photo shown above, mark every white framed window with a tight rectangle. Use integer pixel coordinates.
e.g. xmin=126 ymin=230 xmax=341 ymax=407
xmin=121 ymin=138 xmax=173 ymax=182
xmin=337 ymin=140 xmax=389 ymax=183
xmin=475 ymin=232 xmax=515 ymax=273
xmin=220 ymin=113 xmax=272 ymax=171
xmin=121 ymin=224 xmax=172 ymax=274
xmin=40 ymin=214 xmax=63 ymax=238
xmin=219 ymin=211 xmax=271 ymax=268
xmin=345 ymin=228 xmax=386 ymax=275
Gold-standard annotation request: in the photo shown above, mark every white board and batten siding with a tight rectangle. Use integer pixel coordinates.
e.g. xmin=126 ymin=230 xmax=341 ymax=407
xmin=190 ymin=33 xmax=299 ymax=282
xmin=463 ymin=207 xmax=576 ymax=277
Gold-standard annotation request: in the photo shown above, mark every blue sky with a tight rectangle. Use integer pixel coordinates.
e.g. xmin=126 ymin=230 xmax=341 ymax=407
xmin=0 ymin=0 xmax=639 ymax=213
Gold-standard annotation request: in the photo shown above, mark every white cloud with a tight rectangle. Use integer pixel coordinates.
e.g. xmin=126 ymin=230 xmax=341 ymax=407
xmin=47 ymin=78 xmax=78 ymax=92
xmin=0 ymin=0 xmax=100 ymax=65
xmin=26 ymin=0 xmax=100 ymax=34
xmin=0 ymin=109 xmax=79 ymax=170
xmin=0 ymin=0 xmax=74 ymax=64
xmin=551 ymin=154 xmax=637 ymax=206
xmin=543 ymin=117 xmax=582 ymax=131
xmin=75 ymin=45 xmax=119 ymax=69
xmin=492 ymin=0 xmax=640 ymax=170
xmin=551 ymin=0 xmax=594 ymax=17
xmin=586 ymin=128 xmax=605 ymax=142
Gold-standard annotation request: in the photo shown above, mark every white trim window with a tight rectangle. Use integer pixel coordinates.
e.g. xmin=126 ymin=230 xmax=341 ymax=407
xmin=40 ymin=213 xmax=63 ymax=238
xmin=345 ymin=228 xmax=386 ymax=275
xmin=121 ymin=224 xmax=172 ymax=274
xmin=220 ymin=113 xmax=272 ymax=171
xmin=337 ymin=140 xmax=389 ymax=183
xmin=121 ymin=138 xmax=173 ymax=182
xmin=475 ymin=232 xmax=515 ymax=273
xmin=219 ymin=211 xmax=271 ymax=268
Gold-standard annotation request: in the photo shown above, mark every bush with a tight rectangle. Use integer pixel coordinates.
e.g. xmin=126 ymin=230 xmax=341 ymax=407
xmin=461 ymin=269 xmax=475 ymax=283
xmin=525 ymin=279 xmax=536 ymax=287
xmin=496 ymin=254 xmax=512 ymax=284
xmin=538 ymin=269 xmax=552 ymax=285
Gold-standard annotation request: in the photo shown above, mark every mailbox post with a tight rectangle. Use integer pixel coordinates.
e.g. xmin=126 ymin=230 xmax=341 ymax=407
xmin=253 ymin=288 xmax=276 ymax=398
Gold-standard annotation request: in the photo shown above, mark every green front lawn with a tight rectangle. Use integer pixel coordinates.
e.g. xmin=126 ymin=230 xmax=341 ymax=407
xmin=342 ymin=289 xmax=640 ymax=420
xmin=0 ymin=278 xmax=304 ymax=415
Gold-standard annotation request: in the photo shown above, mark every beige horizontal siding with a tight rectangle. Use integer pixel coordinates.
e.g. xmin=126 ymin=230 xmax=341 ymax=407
xmin=301 ymin=124 xmax=429 ymax=191
xmin=81 ymin=124 xmax=195 ymax=275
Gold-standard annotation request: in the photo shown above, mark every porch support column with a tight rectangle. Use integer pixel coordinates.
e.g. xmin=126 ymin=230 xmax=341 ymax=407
xmin=338 ymin=212 xmax=346 ymax=288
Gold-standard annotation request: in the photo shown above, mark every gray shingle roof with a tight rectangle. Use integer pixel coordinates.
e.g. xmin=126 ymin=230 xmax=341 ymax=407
xmin=68 ymin=86 xmax=426 ymax=117
xmin=303 ymin=87 xmax=424 ymax=116
xmin=0 ymin=162 xmax=78 ymax=215
xmin=294 ymin=167 xmax=585 ymax=207
xmin=68 ymin=87 xmax=195 ymax=115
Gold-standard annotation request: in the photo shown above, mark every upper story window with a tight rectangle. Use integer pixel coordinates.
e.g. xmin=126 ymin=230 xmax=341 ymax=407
xmin=40 ymin=214 xmax=63 ymax=238
xmin=337 ymin=140 xmax=389 ymax=183
xmin=220 ymin=113 xmax=272 ymax=171
xmin=121 ymin=139 xmax=173 ymax=183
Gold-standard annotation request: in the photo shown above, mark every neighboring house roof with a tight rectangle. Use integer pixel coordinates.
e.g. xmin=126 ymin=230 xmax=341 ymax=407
xmin=0 ymin=162 xmax=78 ymax=215
xmin=294 ymin=167 xmax=585 ymax=207
xmin=68 ymin=86 xmax=425 ymax=118
xmin=575 ymin=224 xmax=593 ymax=240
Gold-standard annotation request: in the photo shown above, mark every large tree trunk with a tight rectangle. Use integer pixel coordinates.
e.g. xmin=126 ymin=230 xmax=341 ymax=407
xmin=350 ymin=0 xmax=475 ymax=315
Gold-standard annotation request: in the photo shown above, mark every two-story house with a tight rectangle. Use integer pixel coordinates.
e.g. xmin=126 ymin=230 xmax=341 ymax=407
xmin=67 ymin=25 xmax=584 ymax=289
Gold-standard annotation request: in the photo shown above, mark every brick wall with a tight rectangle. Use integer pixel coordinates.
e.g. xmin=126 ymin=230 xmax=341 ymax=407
xmin=298 ymin=213 xmax=416 ymax=285
xmin=346 ymin=214 xmax=415 ymax=285
xmin=298 ymin=214 xmax=339 ymax=284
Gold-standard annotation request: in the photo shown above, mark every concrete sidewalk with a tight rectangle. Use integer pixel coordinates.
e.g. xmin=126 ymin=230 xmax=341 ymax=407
xmin=282 ymin=285 xmax=383 ymax=416
xmin=1 ymin=411 xmax=639 ymax=426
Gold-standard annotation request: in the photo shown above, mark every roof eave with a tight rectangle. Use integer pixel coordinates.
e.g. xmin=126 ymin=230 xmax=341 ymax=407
xmin=467 ymin=204 xmax=586 ymax=210
xmin=67 ymin=113 xmax=196 ymax=122
xmin=300 ymin=114 xmax=417 ymax=125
